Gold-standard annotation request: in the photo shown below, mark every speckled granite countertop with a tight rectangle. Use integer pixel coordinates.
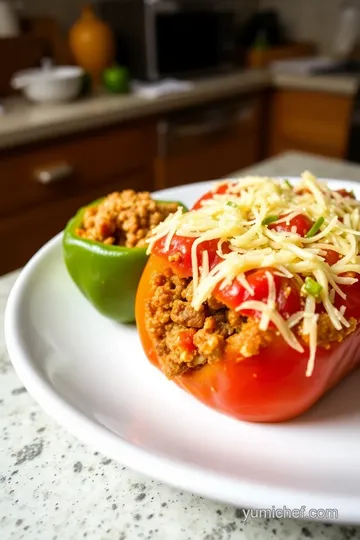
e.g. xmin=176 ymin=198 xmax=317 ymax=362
xmin=0 ymin=68 xmax=359 ymax=151
xmin=2 ymin=152 xmax=360 ymax=540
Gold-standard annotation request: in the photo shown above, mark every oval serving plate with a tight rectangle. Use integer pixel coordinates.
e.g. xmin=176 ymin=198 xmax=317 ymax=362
xmin=5 ymin=178 xmax=360 ymax=524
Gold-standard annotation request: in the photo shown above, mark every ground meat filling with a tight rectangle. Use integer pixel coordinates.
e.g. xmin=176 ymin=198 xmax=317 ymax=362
xmin=297 ymin=314 xmax=357 ymax=348
xmin=145 ymin=268 xmax=359 ymax=378
xmin=76 ymin=190 xmax=179 ymax=248
xmin=145 ymin=269 xmax=274 ymax=378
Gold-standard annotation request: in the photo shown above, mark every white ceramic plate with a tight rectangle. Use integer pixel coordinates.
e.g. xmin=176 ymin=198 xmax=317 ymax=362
xmin=5 ymin=178 xmax=360 ymax=524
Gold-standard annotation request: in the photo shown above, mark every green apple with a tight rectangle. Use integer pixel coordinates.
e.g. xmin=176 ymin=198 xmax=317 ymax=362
xmin=103 ymin=65 xmax=130 ymax=94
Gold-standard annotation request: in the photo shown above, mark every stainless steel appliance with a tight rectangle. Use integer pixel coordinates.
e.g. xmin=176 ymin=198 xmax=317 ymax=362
xmin=95 ymin=0 xmax=238 ymax=81
xmin=155 ymin=95 xmax=262 ymax=187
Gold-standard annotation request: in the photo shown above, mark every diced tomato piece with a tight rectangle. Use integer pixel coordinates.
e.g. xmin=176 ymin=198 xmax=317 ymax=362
xmin=179 ymin=329 xmax=197 ymax=353
xmin=152 ymin=234 xmax=230 ymax=278
xmin=336 ymin=189 xmax=356 ymax=199
xmin=99 ymin=222 xmax=112 ymax=237
xmin=334 ymin=273 xmax=360 ymax=319
xmin=192 ymin=182 xmax=237 ymax=210
xmin=269 ymin=213 xmax=313 ymax=237
xmin=324 ymin=249 xmax=341 ymax=266
xmin=215 ymin=268 xmax=301 ymax=320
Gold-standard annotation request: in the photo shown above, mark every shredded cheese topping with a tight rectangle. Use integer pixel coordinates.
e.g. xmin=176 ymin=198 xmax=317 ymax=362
xmin=147 ymin=171 xmax=360 ymax=376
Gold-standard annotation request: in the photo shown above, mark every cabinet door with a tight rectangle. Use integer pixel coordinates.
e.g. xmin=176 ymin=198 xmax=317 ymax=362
xmin=0 ymin=119 xmax=157 ymax=274
xmin=267 ymin=90 xmax=353 ymax=158
xmin=154 ymin=96 xmax=263 ymax=189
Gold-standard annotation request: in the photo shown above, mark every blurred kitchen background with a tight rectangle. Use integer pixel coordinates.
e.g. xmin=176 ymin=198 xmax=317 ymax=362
xmin=2 ymin=0 xmax=360 ymax=274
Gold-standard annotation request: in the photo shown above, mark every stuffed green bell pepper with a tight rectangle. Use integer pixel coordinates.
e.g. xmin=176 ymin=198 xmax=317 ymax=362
xmin=63 ymin=190 xmax=187 ymax=323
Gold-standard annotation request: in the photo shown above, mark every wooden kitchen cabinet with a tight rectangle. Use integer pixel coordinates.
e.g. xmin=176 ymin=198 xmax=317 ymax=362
xmin=1 ymin=120 xmax=156 ymax=274
xmin=154 ymin=95 xmax=263 ymax=189
xmin=267 ymin=90 xmax=354 ymax=159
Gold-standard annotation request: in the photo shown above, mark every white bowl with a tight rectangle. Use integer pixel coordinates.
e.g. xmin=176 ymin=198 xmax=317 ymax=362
xmin=11 ymin=65 xmax=84 ymax=104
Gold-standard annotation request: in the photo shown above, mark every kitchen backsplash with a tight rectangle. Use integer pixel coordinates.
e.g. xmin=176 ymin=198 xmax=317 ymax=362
xmin=22 ymin=0 xmax=257 ymax=30
xmin=22 ymin=0 xmax=85 ymax=28
xmin=259 ymin=0 xmax=360 ymax=54
xmin=22 ymin=0 xmax=355 ymax=57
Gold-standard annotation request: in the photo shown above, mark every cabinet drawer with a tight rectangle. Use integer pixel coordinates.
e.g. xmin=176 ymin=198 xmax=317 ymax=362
xmin=0 ymin=170 xmax=153 ymax=275
xmin=155 ymin=133 xmax=260 ymax=189
xmin=0 ymin=120 xmax=156 ymax=219
xmin=154 ymin=95 xmax=263 ymax=189
xmin=268 ymin=90 xmax=353 ymax=158
xmin=160 ymin=96 xmax=262 ymax=156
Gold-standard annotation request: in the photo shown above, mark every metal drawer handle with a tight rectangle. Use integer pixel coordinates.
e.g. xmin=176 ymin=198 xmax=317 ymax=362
xmin=34 ymin=163 xmax=74 ymax=184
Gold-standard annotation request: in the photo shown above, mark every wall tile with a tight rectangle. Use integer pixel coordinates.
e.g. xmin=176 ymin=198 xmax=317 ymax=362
xmin=22 ymin=0 xmax=258 ymax=30
xmin=259 ymin=0 xmax=360 ymax=53
xmin=22 ymin=0 xmax=85 ymax=29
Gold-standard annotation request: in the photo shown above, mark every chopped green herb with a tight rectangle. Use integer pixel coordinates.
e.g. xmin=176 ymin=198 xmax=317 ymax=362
xmin=284 ymin=179 xmax=292 ymax=189
xmin=304 ymin=277 xmax=323 ymax=298
xmin=305 ymin=217 xmax=325 ymax=238
xmin=226 ymin=201 xmax=238 ymax=208
xmin=262 ymin=215 xmax=279 ymax=226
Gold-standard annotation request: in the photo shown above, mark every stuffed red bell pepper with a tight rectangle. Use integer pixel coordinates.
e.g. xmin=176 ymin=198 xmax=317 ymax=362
xmin=135 ymin=172 xmax=360 ymax=422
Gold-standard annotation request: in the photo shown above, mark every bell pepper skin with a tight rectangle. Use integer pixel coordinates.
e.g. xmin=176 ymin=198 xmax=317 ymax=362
xmin=63 ymin=198 xmax=187 ymax=324
xmin=135 ymin=254 xmax=360 ymax=423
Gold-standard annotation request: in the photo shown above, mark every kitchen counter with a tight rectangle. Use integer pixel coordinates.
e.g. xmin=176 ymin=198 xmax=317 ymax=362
xmin=271 ymin=71 xmax=359 ymax=95
xmin=1 ymin=67 xmax=359 ymax=151
xmin=0 ymin=70 xmax=270 ymax=150
xmin=1 ymin=151 xmax=360 ymax=540
xmin=240 ymin=149 xmax=360 ymax=180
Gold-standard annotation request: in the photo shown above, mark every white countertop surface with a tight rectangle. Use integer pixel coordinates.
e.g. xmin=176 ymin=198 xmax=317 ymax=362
xmin=0 ymin=68 xmax=359 ymax=151
xmin=2 ymin=151 xmax=360 ymax=540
